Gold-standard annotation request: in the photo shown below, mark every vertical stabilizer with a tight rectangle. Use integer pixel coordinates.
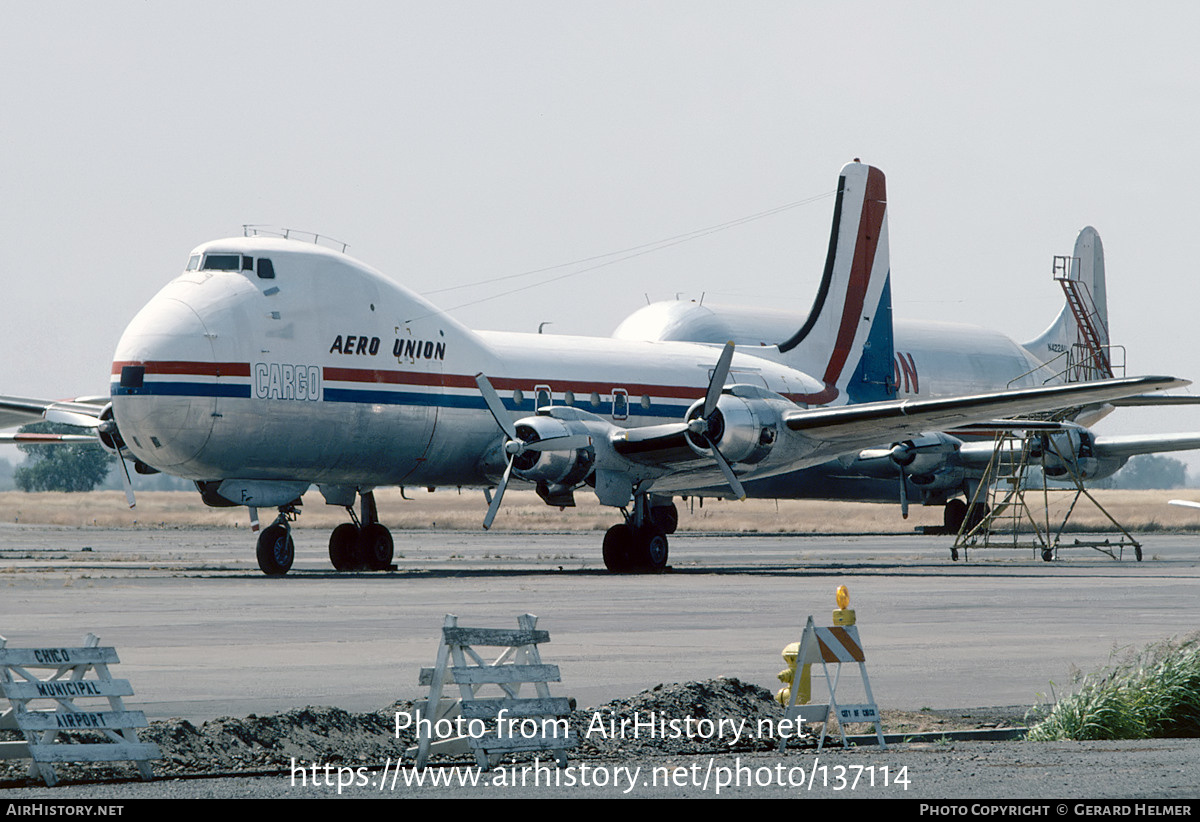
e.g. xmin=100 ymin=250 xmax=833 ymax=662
xmin=1024 ymin=226 xmax=1111 ymax=379
xmin=778 ymin=161 xmax=895 ymax=404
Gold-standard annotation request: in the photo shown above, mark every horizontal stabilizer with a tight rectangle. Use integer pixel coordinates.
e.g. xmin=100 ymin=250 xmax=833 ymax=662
xmin=1106 ymin=394 xmax=1200 ymax=407
xmin=1092 ymin=432 xmax=1200 ymax=459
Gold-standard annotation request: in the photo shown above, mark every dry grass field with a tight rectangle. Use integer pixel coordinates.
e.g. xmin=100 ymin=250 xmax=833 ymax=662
xmin=0 ymin=487 xmax=1195 ymax=533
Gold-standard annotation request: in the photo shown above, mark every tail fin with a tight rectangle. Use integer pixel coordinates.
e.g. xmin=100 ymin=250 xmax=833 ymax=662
xmin=778 ymin=161 xmax=895 ymax=404
xmin=1023 ymin=226 xmax=1111 ymax=379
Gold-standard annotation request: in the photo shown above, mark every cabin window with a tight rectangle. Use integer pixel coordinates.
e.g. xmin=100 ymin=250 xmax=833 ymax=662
xmin=257 ymin=258 xmax=276 ymax=279
xmin=200 ymin=253 xmax=241 ymax=271
xmin=589 ymin=392 xmax=601 ymax=408
xmin=512 ymin=389 xmax=525 ymax=407
xmin=640 ymin=394 xmax=652 ymax=410
xmin=564 ymin=390 xmax=576 ymax=407
xmin=535 ymin=385 xmax=551 ymax=409
xmin=612 ymin=389 xmax=629 ymax=420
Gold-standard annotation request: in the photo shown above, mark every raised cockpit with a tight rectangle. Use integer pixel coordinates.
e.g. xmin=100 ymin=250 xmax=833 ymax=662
xmin=186 ymin=251 xmax=275 ymax=279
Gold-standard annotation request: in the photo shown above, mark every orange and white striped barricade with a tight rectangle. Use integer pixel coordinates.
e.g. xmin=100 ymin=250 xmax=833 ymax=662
xmin=781 ymin=615 xmax=885 ymax=751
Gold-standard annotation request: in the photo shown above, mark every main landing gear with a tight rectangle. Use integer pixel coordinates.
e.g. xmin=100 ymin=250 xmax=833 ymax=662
xmin=602 ymin=495 xmax=677 ymax=573
xmin=253 ymin=492 xmax=395 ymax=576
xmin=328 ymin=490 xmax=395 ymax=572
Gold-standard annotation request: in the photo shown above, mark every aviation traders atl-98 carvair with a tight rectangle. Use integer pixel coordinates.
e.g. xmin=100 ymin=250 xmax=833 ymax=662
xmin=0 ymin=162 xmax=1187 ymax=574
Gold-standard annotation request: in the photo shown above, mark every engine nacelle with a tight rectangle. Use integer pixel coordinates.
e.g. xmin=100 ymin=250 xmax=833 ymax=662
xmin=95 ymin=403 xmax=125 ymax=455
xmin=887 ymin=432 xmax=963 ymax=476
xmin=683 ymin=392 xmax=781 ymax=465
xmin=509 ymin=415 xmax=596 ymax=487
xmin=1038 ymin=428 xmax=1100 ymax=478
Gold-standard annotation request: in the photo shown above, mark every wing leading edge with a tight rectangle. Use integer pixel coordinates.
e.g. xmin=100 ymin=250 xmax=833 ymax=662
xmin=783 ymin=376 xmax=1188 ymax=460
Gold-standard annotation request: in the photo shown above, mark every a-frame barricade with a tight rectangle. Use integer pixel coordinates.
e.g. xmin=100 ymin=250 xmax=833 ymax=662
xmin=780 ymin=616 xmax=886 ymax=751
xmin=409 ymin=614 xmax=576 ymax=770
xmin=0 ymin=634 xmax=160 ymax=786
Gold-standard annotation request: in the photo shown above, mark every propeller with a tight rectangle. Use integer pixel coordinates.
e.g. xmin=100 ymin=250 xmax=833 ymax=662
xmin=44 ymin=405 xmax=136 ymax=509
xmin=685 ymin=342 xmax=746 ymax=500
xmin=474 ymin=374 xmax=591 ymax=529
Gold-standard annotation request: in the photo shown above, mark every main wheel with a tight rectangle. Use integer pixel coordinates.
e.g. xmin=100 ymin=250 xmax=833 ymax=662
xmin=650 ymin=503 xmax=679 ymax=535
xmin=257 ymin=524 xmax=294 ymax=576
xmin=602 ymin=524 xmax=634 ymax=573
xmin=329 ymin=523 xmax=361 ymax=571
xmin=638 ymin=528 xmax=669 ymax=572
xmin=944 ymin=499 xmax=967 ymax=532
xmin=359 ymin=523 xmax=394 ymax=571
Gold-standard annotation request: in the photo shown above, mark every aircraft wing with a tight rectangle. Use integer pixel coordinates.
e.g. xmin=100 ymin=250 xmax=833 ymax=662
xmin=0 ymin=395 xmax=107 ymax=431
xmin=0 ymin=432 xmax=97 ymax=444
xmin=781 ymin=376 xmax=1187 ymax=460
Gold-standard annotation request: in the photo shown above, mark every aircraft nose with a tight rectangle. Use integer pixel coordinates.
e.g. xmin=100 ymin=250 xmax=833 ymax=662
xmin=110 ymin=293 xmax=220 ymax=470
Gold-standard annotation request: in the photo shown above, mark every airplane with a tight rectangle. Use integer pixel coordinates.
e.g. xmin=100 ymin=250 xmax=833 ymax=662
xmin=612 ymin=192 xmax=1200 ymax=532
xmin=0 ymin=162 xmax=1187 ymax=575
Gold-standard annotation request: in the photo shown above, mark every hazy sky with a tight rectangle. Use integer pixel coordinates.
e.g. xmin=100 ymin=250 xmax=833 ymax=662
xmin=3 ymin=2 xmax=1199 ymax=463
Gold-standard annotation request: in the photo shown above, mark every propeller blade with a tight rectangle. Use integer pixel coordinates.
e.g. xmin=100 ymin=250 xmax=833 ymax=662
xmin=115 ymin=447 xmax=136 ymax=509
xmin=703 ymin=342 xmax=735 ymax=418
xmin=898 ymin=465 xmax=909 ymax=519
xmin=44 ymin=408 xmax=101 ymax=429
xmin=706 ymin=436 xmax=746 ymax=500
xmin=475 ymin=373 xmax=516 ymax=440
xmin=482 ymin=457 xmax=513 ymax=530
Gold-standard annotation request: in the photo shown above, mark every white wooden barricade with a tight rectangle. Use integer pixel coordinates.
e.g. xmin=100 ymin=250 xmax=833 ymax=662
xmin=409 ymin=614 xmax=576 ymax=770
xmin=780 ymin=615 xmax=886 ymax=751
xmin=0 ymin=634 xmax=160 ymax=786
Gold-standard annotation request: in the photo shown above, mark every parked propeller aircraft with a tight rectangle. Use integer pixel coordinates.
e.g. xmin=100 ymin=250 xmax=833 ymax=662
xmin=614 ymin=204 xmax=1200 ymax=531
xmin=0 ymin=162 xmax=1187 ymax=574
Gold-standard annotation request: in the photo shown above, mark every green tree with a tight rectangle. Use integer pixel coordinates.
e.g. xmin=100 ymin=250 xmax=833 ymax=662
xmin=13 ymin=422 xmax=113 ymax=492
xmin=1110 ymin=454 xmax=1189 ymax=490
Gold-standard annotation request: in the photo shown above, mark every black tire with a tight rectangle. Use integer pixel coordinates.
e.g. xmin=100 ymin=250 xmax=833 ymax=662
xmin=602 ymin=524 xmax=634 ymax=573
xmin=639 ymin=528 xmax=669 ymax=572
xmin=944 ymin=499 xmax=967 ymax=532
xmin=967 ymin=503 xmax=989 ymax=529
xmin=650 ymin=503 xmax=679 ymax=535
xmin=359 ymin=523 xmax=394 ymax=571
xmin=329 ymin=523 xmax=360 ymax=571
xmin=1041 ymin=548 xmax=1054 ymax=562
xmin=1135 ymin=545 xmax=1143 ymax=562
xmin=257 ymin=524 xmax=294 ymax=576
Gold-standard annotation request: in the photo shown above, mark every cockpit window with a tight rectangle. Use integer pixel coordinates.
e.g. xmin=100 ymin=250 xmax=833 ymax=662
xmin=257 ymin=258 xmax=275 ymax=279
xmin=186 ymin=254 xmax=201 ymax=271
xmin=200 ymin=253 xmax=241 ymax=271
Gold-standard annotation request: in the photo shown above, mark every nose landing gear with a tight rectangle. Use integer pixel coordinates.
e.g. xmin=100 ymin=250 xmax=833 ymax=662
xmin=256 ymin=505 xmax=298 ymax=576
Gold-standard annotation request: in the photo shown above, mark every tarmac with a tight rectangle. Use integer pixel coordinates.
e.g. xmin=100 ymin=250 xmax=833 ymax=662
xmin=1 ymin=524 xmax=1197 ymax=722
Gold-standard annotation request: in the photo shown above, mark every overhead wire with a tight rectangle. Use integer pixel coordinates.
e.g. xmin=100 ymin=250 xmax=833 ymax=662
xmin=405 ymin=190 xmax=835 ymax=323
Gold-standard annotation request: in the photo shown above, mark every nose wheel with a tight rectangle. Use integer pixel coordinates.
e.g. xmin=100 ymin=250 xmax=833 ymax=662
xmin=256 ymin=518 xmax=296 ymax=576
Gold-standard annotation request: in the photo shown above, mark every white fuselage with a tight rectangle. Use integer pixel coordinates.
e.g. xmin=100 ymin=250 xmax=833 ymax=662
xmin=109 ymin=238 xmax=825 ymax=494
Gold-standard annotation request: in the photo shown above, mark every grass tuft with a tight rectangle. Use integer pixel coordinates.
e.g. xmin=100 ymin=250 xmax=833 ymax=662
xmin=1027 ymin=634 xmax=1200 ymax=740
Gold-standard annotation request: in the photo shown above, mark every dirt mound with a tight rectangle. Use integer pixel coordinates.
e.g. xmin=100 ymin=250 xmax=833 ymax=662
xmin=573 ymin=677 xmax=787 ymax=757
xmin=0 ymin=679 xmax=1030 ymax=786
